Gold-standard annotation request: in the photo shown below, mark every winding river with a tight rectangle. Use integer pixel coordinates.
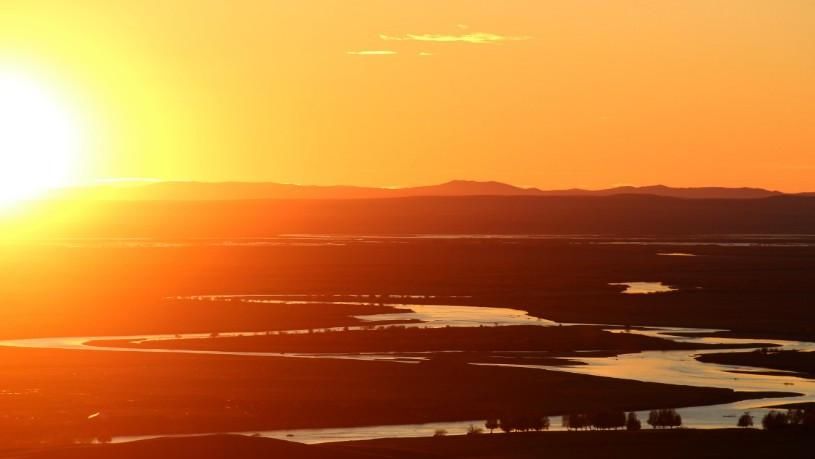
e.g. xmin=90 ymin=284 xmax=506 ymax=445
xmin=1 ymin=294 xmax=813 ymax=443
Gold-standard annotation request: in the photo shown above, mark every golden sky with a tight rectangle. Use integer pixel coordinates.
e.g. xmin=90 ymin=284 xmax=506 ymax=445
xmin=1 ymin=0 xmax=814 ymax=191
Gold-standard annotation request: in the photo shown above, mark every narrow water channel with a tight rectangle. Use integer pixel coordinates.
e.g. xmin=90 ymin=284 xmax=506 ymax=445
xmin=1 ymin=295 xmax=810 ymax=443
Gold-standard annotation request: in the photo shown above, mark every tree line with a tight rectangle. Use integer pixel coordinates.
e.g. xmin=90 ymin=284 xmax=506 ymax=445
xmin=760 ymin=407 xmax=815 ymax=431
xmin=484 ymin=409 xmax=684 ymax=433
xmin=478 ymin=407 xmax=815 ymax=435
xmin=484 ymin=415 xmax=551 ymax=433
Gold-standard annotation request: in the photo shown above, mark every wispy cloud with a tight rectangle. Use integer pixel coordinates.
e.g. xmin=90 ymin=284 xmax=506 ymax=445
xmin=346 ymin=50 xmax=397 ymax=56
xmin=380 ymin=32 xmax=531 ymax=45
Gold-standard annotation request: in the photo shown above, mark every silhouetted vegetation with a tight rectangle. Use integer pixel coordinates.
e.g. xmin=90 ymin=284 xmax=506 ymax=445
xmin=762 ymin=408 xmax=815 ymax=431
xmin=646 ymin=409 xmax=682 ymax=429
xmin=485 ymin=418 xmax=498 ymax=434
xmin=738 ymin=412 xmax=754 ymax=428
xmin=562 ymin=411 xmax=626 ymax=430
xmin=497 ymin=415 xmax=550 ymax=433
xmin=626 ymin=412 xmax=641 ymax=431
xmin=762 ymin=411 xmax=789 ymax=430
xmin=562 ymin=413 xmax=588 ymax=430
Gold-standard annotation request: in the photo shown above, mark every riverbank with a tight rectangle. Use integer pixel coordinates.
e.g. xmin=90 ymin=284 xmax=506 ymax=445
xmin=86 ymin=325 xmax=763 ymax=355
xmin=698 ymin=350 xmax=815 ymax=378
xmin=0 ymin=347 xmax=784 ymax=448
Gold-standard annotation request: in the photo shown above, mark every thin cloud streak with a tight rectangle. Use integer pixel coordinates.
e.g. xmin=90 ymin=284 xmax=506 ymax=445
xmin=380 ymin=32 xmax=531 ymax=44
xmin=347 ymin=50 xmax=397 ymax=55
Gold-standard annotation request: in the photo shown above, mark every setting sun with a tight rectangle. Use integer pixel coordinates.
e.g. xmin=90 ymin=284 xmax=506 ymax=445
xmin=1 ymin=2 xmax=815 ymax=456
xmin=0 ymin=70 xmax=81 ymax=207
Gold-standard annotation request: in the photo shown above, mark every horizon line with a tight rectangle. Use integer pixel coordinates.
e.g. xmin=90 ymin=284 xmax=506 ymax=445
xmin=69 ymin=178 xmax=809 ymax=194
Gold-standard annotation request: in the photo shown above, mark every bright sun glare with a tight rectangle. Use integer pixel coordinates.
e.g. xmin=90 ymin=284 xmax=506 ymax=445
xmin=0 ymin=70 xmax=81 ymax=208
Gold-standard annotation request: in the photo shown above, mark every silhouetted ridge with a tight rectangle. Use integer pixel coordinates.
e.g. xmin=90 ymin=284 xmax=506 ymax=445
xmin=51 ymin=180 xmax=792 ymax=201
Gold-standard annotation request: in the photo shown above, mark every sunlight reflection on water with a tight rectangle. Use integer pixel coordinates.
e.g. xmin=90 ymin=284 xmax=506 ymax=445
xmin=609 ymin=282 xmax=677 ymax=294
xmin=1 ymin=296 xmax=813 ymax=443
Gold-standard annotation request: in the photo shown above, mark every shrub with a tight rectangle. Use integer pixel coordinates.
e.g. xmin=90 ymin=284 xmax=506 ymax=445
xmin=762 ymin=411 xmax=789 ymax=430
xmin=485 ymin=418 xmax=499 ymax=434
xmin=499 ymin=417 xmax=515 ymax=433
xmin=626 ymin=412 xmax=642 ymax=431
xmin=737 ymin=412 xmax=754 ymax=428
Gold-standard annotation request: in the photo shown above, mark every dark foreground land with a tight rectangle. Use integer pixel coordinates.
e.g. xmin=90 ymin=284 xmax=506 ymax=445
xmin=0 ymin=435 xmax=366 ymax=459
xmin=0 ymin=347 xmax=786 ymax=448
xmin=340 ymin=429 xmax=815 ymax=459
xmin=699 ymin=350 xmax=815 ymax=377
xmin=4 ymin=430 xmax=814 ymax=459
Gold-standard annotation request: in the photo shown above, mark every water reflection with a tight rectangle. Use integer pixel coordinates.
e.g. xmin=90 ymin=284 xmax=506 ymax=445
xmin=609 ymin=282 xmax=677 ymax=294
xmin=356 ymin=304 xmax=556 ymax=328
xmin=1 ymin=296 xmax=813 ymax=443
xmin=10 ymin=234 xmax=815 ymax=248
xmin=515 ymin=326 xmax=815 ymax=430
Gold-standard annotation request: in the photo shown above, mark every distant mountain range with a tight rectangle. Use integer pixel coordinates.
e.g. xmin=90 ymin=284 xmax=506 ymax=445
xmin=55 ymin=180 xmax=799 ymax=201
xmin=15 ymin=181 xmax=812 ymax=238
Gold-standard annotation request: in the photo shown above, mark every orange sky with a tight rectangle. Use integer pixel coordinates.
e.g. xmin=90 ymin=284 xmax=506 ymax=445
xmin=1 ymin=0 xmax=814 ymax=191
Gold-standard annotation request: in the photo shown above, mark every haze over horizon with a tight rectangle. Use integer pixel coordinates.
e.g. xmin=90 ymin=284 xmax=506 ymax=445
xmin=2 ymin=0 xmax=814 ymax=193
xmin=4 ymin=2 xmax=815 ymax=456
xmin=64 ymin=177 xmax=807 ymax=195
